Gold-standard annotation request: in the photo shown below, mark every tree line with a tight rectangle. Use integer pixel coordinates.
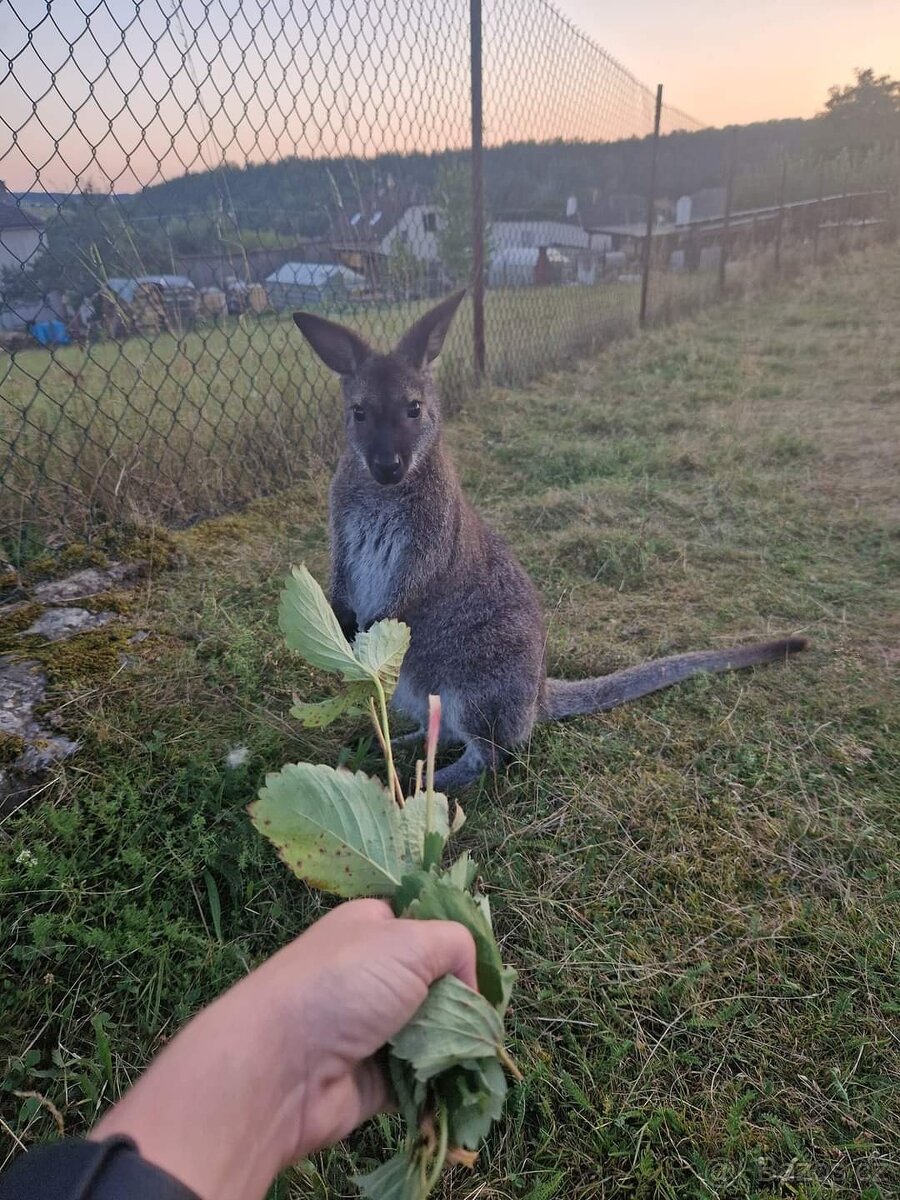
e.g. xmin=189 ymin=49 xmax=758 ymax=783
xmin=4 ymin=69 xmax=898 ymax=304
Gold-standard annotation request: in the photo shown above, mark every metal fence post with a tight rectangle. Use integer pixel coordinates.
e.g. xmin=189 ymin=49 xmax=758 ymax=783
xmin=470 ymin=0 xmax=486 ymax=379
xmin=813 ymin=158 xmax=825 ymax=264
xmin=639 ymin=83 xmax=663 ymax=328
xmin=718 ymin=127 xmax=737 ymax=295
xmin=774 ymin=152 xmax=788 ymax=272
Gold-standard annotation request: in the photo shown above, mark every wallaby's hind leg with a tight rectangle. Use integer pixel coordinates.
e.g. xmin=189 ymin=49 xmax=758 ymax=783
xmin=432 ymin=740 xmax=495 ymax=792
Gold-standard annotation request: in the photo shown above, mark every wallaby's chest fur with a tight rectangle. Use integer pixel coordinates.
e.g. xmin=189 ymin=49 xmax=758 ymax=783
xmin=334 ymin=491 xmax=410 ymax=631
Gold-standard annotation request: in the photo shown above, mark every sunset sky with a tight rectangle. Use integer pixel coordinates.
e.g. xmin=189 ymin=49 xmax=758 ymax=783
xmin=0 ymin=0 xmax=898 ymax=194
xmin=558 ymin=0 xmax=900 ymax=125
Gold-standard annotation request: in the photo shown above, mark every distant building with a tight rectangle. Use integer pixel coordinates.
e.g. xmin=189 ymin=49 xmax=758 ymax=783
xmin=489 ymin=246 xmax=570 ymax=288
xmin=378 ymin=203 xmax=443 ymax=263
xmin=575 ymin=191 xmax=649 ymax=231
xmin=491 ymin=219 xmax=592 ymax=253
xmin=0 ymin=182 xmax=45 ymax=285
xmin=94 ymin=274 xmax=198 ymax=335
xmin=265 ymin=261 xmax=366 ymax=309
xmin=675 ymin=188 xmax=727 ymax=226
xmin=329 ymin=184 xmax=444 ymax=292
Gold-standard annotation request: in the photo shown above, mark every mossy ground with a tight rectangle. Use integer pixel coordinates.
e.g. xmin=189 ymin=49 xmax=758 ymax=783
xmin=1 ymin=245 xmax=898 ymax=1198
xmin=0 ymin=733 xmax=27 ymax=766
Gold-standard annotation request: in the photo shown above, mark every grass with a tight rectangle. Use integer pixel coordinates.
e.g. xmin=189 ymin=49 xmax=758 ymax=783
xmin=1 ymin=242 xmax=899 ymax=1198
xmin=0 ymin=283 xmax=640 ymax=534
xmin=3 ymin=220 xmax=868 ymax=536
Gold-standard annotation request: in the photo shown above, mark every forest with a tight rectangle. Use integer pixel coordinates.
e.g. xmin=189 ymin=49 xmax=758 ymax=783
xmin=5 ymin=70 xmax=899 ymax=303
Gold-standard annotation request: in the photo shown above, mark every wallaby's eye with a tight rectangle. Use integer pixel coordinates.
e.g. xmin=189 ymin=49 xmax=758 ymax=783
xmin=407 ymin=401 xmax=422 ymax=419
xmin=352 ymin=405 xmax=366 ymax=423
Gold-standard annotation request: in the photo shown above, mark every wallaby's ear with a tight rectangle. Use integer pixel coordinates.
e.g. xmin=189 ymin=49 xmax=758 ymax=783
xmin=292 ymin=311 xmax=372 ymax=376
xmin=395 ymin=289 xmax=466 ymax=368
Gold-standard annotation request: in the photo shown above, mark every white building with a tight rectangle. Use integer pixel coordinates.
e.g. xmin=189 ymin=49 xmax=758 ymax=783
xmin=378 ymin=203 xmax=443 ymax=262
xmin=0 ymin=184 xmax=45 ymax=285
xmin=675 ymin=188 xmax=727 ymax=227
xmin=491 ymin=219 xmax=595 ymax=252
xmin=265 ymin=261 xmax=366 ymax=310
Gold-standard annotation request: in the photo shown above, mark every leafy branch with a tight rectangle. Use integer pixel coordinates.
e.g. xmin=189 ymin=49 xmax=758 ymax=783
xmin=249 ymin=565 xmax=520 ymax=1199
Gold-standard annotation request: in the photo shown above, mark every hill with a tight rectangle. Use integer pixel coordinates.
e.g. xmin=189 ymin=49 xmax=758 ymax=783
xmin=128 ymin=120 xmax=817 ymax=237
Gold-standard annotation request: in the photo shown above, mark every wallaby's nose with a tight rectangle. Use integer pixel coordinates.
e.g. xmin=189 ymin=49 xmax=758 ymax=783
xmin=371 ymin=452 xmax=404 ymax=485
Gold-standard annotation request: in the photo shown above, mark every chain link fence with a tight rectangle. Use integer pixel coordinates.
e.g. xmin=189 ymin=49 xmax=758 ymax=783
xmin=0 ymin=1 xmax=897 ymax=542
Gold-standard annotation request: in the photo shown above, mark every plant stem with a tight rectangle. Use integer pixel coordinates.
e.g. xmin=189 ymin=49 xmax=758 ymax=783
xmin=423 ymin=1103 xmax=449 ymax=1197
xmin=425 ymin=694 xmax=440 ymax=835
xmin=372 ymin=682 xmax=404 ymax=807
xmin=368 ymin=696 xmax=403 ymax=807
xmin=368 ymin=697 xmax=389 ymax=762
xmin=498 ymin=1044 xmax=524 ymax=1082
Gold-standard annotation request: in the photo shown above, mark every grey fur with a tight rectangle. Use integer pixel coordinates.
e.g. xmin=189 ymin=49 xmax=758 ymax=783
xmin=293 ymin=295 xmax=808 ymax=792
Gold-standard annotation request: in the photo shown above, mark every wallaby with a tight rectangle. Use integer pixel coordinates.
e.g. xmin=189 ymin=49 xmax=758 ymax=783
xmin=293 ymin=291 xmax=807 ymax=792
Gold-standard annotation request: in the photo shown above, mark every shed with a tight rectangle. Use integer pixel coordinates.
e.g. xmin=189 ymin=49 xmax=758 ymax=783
xmin=488 ymin=246 xmax=568 ymax=288
xmin=265 ymin=262 xmax=366 ymax=310
xmin=96 ymin=275 xmax=198 ymax=335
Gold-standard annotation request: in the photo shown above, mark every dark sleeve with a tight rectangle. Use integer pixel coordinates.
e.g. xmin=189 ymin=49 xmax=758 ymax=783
xmin=0 ymin=1135 xmax=201 ymax=1200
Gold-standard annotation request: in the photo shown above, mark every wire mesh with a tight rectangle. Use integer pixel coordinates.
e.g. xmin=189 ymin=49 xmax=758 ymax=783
xmin=478 ymin=0 xmax=703 ymax=383
xmin=0 ymin=1 xmax=896 ymax=542
xmin=0 ymin=0 xmax=472 ymax=536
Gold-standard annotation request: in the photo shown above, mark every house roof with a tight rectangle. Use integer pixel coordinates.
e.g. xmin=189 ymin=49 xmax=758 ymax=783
xmin=0 ymin=200 xmax=43 ymax=232
xmin=332 ymin=183 xmax=430 ymax=244
xmin=139 ymin=274 xmax=195 ymax=289
xmin=265 ymin=262 xmax=364 ymax=287
xmin=101 ymin=275 xmax=196 ymax=302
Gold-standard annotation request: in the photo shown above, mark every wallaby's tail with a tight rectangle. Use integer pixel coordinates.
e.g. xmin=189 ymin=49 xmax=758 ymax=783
xmin=541 ymin=637 xmax=808 ymax=721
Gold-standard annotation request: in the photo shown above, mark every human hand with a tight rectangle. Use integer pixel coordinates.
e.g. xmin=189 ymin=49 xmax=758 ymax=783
xmin=248 ymin=897 xmax=479 ymax=1157
xmin=90 ymin=899 xmax=476 ymax=1200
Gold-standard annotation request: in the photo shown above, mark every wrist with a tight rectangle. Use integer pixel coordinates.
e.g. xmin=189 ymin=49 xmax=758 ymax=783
xmin=90 ymin=976 xmax=310 ymax=1200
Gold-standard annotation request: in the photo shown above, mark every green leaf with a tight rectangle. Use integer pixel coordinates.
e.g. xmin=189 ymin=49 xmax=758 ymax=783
xmin=406 ymin=877 xmax=508 ymax=1008
xmin=290 ymin=682 xmax=375 ymax=727
xmin=352 ymin=1152 xmax=421 ymax=1200
xmin=392 ymin=869 xmax=433 ymax=916
xmin=474 ymin=889 xmax=492 ymax=930
xmin=279 ymin=565 xmax=371 ymax=681
xmin=250 ymin=763 xmax=403 ymax=897
xmin=443 ymin=852 xmax=476 ymax=891
xmin=440 ymin=1057 xmax=508 ymax=1149
xmin=422 ymin=831 xmax=444 ymax=871
xmin=391 ymin=974 xmax=504 ymax=1080
xmin=388 ymin=1054 xmax=426 ymax=1129
xmin=497 ymin=965 xmax=517 ymax=1018
xmin=353 ymin=620 xmax=411 ymax=699
xmin=397 ymin=789 xmax=450 ymax=871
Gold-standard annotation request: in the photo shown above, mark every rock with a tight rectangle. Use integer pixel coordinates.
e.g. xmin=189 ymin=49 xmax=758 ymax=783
xmin=0 ymin=555 xmax=151 ymax=814
xmin=18 ymin=734 xmax=80 ymax=774
xmin=0 ymin=657 xmax=47 ymax=737
xmin=33 ymin=561 xmax=146 ymax=604
xmin=0 ymin=656 xmax=80 ymax=816
xmin=22 ymin=607 xmax=116 ymax=642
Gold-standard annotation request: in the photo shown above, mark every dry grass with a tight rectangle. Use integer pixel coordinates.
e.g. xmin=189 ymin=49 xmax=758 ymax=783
xmin=1 ymin=284 xmax=639 ymax=535
xmin=5 ymin=223 xmax=878 ymax=539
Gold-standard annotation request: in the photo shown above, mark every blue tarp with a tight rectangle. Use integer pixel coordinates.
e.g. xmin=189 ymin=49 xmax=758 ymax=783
xmin=30 ymin=320 xmax=70 ymax=346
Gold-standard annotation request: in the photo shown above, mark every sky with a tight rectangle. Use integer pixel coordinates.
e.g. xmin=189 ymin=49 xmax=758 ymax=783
xmin=557 ymin=0 xmax=900 ymax=126
xmin=0 ymin=0 xmax=898 ymax=193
